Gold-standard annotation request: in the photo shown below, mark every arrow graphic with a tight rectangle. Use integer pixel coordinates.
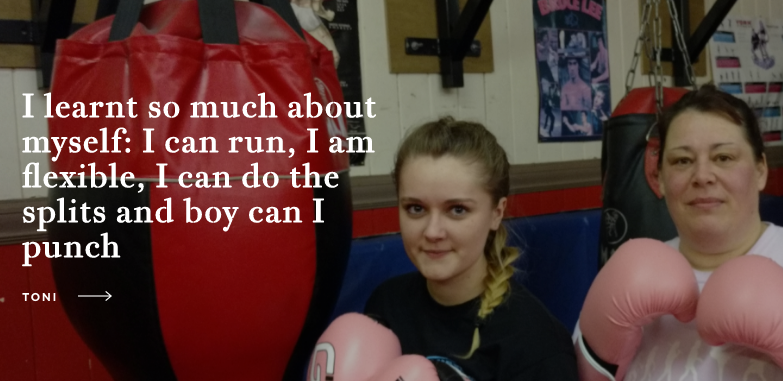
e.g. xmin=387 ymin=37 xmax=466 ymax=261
xmin=78 ymin=291 xmax=112 ymax=301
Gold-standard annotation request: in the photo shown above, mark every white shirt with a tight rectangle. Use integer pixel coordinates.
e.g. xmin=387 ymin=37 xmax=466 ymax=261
xmin=624 ymin=223 xmax=783 ymax=381
xmin=573 ymin=223 xmax=783 ymax=380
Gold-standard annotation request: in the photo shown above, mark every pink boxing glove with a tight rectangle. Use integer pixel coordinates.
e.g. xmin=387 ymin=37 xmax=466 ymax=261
xmin=368 ymin=355 xmax=441 ymax=381
xmin=697 ymin=255 xmax=783 ymax=369
xmin=307 ymin=313 xmax=401 ymax=381
xmin=576 ymin=238 xmax=699 ymax=381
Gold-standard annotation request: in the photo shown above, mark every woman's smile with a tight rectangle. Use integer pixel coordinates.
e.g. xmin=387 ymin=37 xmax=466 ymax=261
xmin=686 ymin=196 xmax=724 ymax=210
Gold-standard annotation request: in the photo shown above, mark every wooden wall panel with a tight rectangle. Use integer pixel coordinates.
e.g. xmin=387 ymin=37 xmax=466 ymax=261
xmin=482 ymin=0 xmax=514 ymax=158
xmin=385 ymin=0 xmax=494 ymax=73
xmin=13 ymin=69 xmax=49 ymax=199
xmin=0 ymin=69 xmax=22 ymax=200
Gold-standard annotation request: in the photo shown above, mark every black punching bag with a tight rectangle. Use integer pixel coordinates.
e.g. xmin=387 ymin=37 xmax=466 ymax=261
xmin=599 ymin=87 xmax=688 ymax=265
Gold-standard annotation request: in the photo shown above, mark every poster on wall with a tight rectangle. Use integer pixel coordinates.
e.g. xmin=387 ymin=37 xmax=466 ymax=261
xmin=291 ymin=0 xmax=368 ymax=165
xmin=710 ymin=16 xmax=783 ymax=143
xmin=533 ymin=0 xmax=609 ymax=142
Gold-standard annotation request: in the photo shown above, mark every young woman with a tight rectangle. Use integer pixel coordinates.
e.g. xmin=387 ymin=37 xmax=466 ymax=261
xmin=576 ymin=85 xmax=783 ymax=381
xmin=364 ymin=117 xmax=578 ymax=381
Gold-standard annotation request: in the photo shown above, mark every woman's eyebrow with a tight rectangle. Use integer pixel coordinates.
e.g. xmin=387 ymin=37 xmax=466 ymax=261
xmin=667 ymin=145 xmax=694 ymax=153
xmin=668 ymin=142 xmax=736 ymax=152
xmin=399 ymin=197 xmax=477 ymax=204
xmin=445 ymin=198 xmax=476 ymax=204
xmin=710 ymin=142 xmax=738 ymax=149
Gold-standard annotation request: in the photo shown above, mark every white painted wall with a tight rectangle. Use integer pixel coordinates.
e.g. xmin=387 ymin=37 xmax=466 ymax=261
xmin=1 ymin=0 xmax=780 ymax=201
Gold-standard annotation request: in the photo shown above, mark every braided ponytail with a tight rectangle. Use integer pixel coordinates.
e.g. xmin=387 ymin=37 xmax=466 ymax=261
xmin=461 ymin=224 xmax=519 ymax=358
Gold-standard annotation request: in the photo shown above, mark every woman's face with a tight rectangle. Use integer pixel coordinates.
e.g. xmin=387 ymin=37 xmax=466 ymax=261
xmin=659 ymin=110 xmax=767 ymax=243
xmin=397 ymin=155 xmax=505 ymax=286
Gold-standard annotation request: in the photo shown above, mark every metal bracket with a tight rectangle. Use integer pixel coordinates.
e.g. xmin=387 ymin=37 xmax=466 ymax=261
xmin=406 ymin=0 xmax=493 ymax=88
xmin=0 ymin=20 xmax=38 ymax=44
xmin=0 ymin=20 xmax=86 ymax=45
xmin=660 ymin=0 xmax=738 ymax=86
xmin=405 ymin=37 xmax=482 ymax=57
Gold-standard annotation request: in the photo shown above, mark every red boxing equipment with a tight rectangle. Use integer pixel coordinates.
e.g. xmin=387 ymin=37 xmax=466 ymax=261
xmin=576 ymin=238 xmax=699 ymax=381
xmin=47 ymin=1 xmax=351 ymax=380
xmin=697 ymin=255 xmax=783 ymax=369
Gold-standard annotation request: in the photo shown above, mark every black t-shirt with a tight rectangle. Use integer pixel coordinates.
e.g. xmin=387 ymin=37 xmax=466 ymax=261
xmin=364 ymin=272 xmax=578 ymax=381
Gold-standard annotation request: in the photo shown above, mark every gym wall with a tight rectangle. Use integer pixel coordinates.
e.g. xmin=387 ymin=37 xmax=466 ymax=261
xmin=0 ymin=0 xmax=781 ymax=214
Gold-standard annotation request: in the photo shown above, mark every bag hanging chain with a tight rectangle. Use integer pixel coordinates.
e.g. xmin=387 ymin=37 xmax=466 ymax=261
xmin=645 ymin=0 xmax=665 ymax=142
xmin=627 ymin=0 xmax=698 ymax=104
xmin=653 ymin=0 xmax=664 ymax=114
xmin=625 ymin=0 xmax=655 ymax=96
xmin=645 ymin=29 xmax=655 ymax=88
xmin=666 ymin=0 xmax=697 ymax=90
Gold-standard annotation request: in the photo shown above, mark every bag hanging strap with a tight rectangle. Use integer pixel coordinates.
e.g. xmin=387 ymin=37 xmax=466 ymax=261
xmin=109 ymin=0 xmax=238 ymax=43
xmin=109 ymin=0 xmax=304 ymax=43
xmin=250 ymin=0 xmax=305 ymax=39
xmin=108 ymin=0 xmax=144 ymax=42
xmin=200 ymin=0 xmax=241 ymax=44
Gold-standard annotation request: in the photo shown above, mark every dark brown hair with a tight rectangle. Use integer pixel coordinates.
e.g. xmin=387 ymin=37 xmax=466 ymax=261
xmin=657 ymin=84 xmax=765 ymax=168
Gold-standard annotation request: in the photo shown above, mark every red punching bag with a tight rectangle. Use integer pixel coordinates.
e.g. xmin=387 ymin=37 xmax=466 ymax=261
xmin=46 ymin=1 xmax=351 ymax=380
xmin=598 ymin=87 xmax=688 ymax=264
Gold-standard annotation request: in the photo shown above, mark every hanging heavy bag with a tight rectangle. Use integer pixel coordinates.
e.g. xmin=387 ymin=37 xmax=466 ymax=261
xmin=46 ymin=1 xmax=351 ymax=380
xmin=598 ymin=0 xmax=695 ymax=265
xmin=599 ymin=87 xmax=687 ymax=264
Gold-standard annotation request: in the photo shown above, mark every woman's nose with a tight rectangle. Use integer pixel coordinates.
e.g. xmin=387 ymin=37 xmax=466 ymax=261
xmin=692 ymin=159 xmax=717 ymax=186
xmin=423 ymin=214 xmax=446 ymax=241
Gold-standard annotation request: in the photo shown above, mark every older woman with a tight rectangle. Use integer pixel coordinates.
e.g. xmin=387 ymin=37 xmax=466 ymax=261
xmin=576 ymin=85 xmax=783 ymax=381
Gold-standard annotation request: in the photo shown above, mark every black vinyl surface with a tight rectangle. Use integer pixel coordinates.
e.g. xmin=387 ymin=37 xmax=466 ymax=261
xmin=49 ymin=185 xmax=178 ymax=381
xmin=282 ymin=174 xmax=353 ymax=381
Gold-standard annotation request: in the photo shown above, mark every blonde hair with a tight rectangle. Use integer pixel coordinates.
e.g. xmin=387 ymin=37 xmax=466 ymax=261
xmin=393 ymin=117 xmax=520 ymax=358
